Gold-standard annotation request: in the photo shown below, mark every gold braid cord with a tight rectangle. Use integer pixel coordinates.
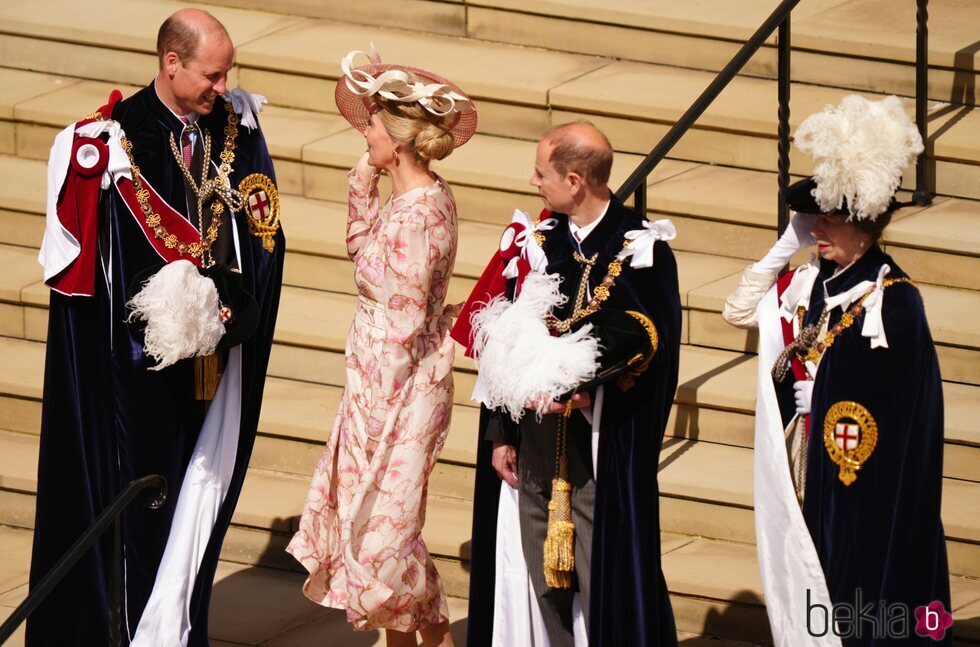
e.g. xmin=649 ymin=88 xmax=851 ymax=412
xmin=772 ymin=278 xmax=915 ymax=380
xmin=544 ymin=401 xmax=576 ymax=589
xmin=547 ymin=241 xmax=630 ymax=334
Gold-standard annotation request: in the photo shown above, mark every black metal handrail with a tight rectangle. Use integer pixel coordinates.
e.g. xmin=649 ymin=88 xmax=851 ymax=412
xmin=0 ymin=474 xmax=167 ymax=646
xmin=914 ymin=0 xmax=932 ymax=206
xmin=617 ymin=0 xmax=932 ymax=232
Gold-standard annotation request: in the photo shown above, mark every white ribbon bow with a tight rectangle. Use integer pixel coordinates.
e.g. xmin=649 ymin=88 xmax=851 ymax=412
xmin=341 ymin=45 xmax=473 ymax=118
xmin=501 ymin=210 xmax=557 ymax=278
xmin=860 ymin=264 xmax=892 ymax=349
xmin=224 ymin=88 xmax=267 ymax=132
xmin=616 ymin=219 xmax=676 ymax=269
xmin=823 ymin=264 xmax=892 ymax=349
xmin=779 ymin=261 xmax=819 ymax=323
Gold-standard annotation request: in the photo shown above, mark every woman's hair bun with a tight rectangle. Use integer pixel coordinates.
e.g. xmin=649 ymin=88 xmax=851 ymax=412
xmin=414 ymin=123 xmax=454 ymax=161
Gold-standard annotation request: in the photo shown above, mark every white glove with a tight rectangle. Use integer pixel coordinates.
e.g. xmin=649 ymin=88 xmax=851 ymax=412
xmin=752 ymin=212 xmax=816 ymax=276
xmin=793 ymin=380 xmax=814 ymax=416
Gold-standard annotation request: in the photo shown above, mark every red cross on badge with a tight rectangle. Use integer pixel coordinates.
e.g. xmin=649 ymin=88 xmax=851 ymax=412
xmin=249 ymin=190 xmax=271 ymax=222
xmin=835 ymin=422 xmax=860 ymax=451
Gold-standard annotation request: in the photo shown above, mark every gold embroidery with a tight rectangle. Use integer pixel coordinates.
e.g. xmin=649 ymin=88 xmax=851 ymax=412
xmin=238 ymin=173 xmax=281 ymax=253
xmin=616 ymin=310 xmax=660 ymax=390
xmin=823 ymin=401 xmax=878 ymax=486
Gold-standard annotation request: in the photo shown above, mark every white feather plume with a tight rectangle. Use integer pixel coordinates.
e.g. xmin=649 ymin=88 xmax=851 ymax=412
xmin=794 ymin=94 xmax=923 ymax=221
xmin=470 ymin=271 xmax=599 ymax=422
xmin=126 ymin=260 xmax=225 ymax=371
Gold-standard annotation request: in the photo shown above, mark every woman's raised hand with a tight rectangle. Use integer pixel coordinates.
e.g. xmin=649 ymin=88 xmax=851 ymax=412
xmin=354 ymin=150 xmax=377 ymax=183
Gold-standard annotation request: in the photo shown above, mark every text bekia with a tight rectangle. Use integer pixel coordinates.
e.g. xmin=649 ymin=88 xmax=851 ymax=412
xmin=805 ymin=589 xmax=952 ymax=641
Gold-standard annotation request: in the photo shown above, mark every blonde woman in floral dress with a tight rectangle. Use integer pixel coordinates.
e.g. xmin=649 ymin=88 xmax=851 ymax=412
xmin=287 ymin=48 xmax=477 ymax=647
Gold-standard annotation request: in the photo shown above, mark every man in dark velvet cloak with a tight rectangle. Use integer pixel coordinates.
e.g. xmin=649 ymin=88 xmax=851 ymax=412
xmin=463 ymin=123 xmax=681 ymax=646
xmin=28 ymin=9 xmax=284 ymax=646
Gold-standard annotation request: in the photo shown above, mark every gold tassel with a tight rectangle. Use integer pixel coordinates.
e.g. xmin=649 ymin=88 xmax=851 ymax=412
xmin=543 ymin=476 xmax=575 ymax=588
xmin=194 ymin=353 xmax=220 ymax=402
xmin=543 ymin=401 xmax=575 ymax=589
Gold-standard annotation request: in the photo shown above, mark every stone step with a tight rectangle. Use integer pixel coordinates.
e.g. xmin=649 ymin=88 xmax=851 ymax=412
xmin=192 ymin=0 xmax=979 ymax=108
xmin=474 ymin=0 xmax=977 ymax=103
xmin=4 ymin=227 xmax=978 ymax=387
xmin=2 ymin=2 xmax=979 ymax=202
xmin=2 ymin=506 xmax=978 ymax=646
xmin=4 ymin=323 xmax=977 ymax=487
xmin=3 ymin=252 xmax=980 ymax=460
xmin=2 ymin=374 xmax=978 ymax=579
xmin=548 ymin=65 xmax=980 ymax=201
xmin=4 ymin=84 xmax=980 ymax=285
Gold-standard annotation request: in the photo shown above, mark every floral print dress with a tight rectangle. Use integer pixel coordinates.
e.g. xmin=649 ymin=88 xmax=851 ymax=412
xmin=287 ymin=169 xmax=459 ymax=632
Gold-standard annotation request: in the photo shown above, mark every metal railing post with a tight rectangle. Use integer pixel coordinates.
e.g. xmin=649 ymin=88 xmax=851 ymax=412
xmin=914 ymin=0 xmax=932 ymax=206
xmin=616 ymin=0 xmax=801 ymax=201
xmin=0 ymin=475 xmax=166 ymax=645
xmin=777 ymin=16 xmax=792 ymax=236
xmin=633 ymin=184 xmax=647 ymax=218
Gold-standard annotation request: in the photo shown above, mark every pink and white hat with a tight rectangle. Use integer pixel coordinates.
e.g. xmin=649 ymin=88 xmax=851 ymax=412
xmin=334 ymin=45 xmax=478 ymax=149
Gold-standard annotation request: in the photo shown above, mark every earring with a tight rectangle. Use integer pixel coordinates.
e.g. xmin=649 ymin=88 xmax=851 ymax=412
xmin=860 ymin=239 xmax=866 ymax=248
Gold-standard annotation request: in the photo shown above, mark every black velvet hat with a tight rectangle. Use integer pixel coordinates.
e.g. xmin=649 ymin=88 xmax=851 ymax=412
xmin=786 ymin=177 xmax=847 ymax=216
xmin=786 ymin=176 xmax=901 ymax=219
xmin=560 ymin=308 xmax=659 ymax=399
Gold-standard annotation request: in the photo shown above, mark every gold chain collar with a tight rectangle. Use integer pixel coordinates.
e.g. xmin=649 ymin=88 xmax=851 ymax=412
xmin=536 ymin=218 xmax=633 ymax=334
xmin=120 ymin=103 xmax=241 ymax=266
xmin=772 ymin=277 xmax=914 ymax=380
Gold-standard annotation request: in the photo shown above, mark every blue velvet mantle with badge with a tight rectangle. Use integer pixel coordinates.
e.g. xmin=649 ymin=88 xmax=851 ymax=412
xmin=793 ymin=245 xmax=951 ymax=646
xmin=27 ymin=83 xmax=285 ymax=646
xmin=466 ymin=194 xmax=682 ymax=646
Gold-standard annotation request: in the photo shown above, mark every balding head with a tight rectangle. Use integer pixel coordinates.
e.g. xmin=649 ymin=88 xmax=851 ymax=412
xmin=156 ymin=8 xmax=231 ymax=69
xmin=541 ymin=121 xmax=614 ymax=188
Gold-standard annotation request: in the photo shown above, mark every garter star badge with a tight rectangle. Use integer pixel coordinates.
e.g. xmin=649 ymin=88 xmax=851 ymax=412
xmin=823 ymin=401 xmax=878 ymax=486
xmin=237 ymin=173 xmax=280 ymax=253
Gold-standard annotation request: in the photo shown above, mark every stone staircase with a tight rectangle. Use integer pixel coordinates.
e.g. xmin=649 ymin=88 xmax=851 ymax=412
xmin=0 ymin=0 xmax=978 ymax=645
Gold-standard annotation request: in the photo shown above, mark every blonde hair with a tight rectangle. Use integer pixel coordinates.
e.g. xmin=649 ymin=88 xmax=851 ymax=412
xmin=375 ymin=93 xmax=455 ymax=163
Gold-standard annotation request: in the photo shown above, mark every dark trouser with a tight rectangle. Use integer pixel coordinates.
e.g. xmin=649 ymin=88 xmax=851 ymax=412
xmin=518 ymin=413 xmax=595 ymax=647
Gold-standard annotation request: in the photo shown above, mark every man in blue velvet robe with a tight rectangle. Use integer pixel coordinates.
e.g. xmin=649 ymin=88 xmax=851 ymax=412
xmin=28 ymin=9 xmax=284 ymax=646
xmin=464 ymin=123 xmax=681 ymax=646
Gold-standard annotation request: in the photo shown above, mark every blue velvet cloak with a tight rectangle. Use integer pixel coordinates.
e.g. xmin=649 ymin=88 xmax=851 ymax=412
xmin=27 ymin=83 xmax=285 ymax=646
xmin=796 ymin=246 xmax=951 ymax=646
xmin=467 ymin=195 xmax=681 ymax=646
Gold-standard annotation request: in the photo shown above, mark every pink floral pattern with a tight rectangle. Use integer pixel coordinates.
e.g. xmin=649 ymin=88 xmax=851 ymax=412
xmin=287 ymin=169 xmax=459 ymax=632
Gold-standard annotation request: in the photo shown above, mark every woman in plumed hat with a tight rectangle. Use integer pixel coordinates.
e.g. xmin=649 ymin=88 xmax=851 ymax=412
xmin=724 ymin=95 xmax=951 ymax=646
xmin=287 ymin=47 xmax=476 ymax=647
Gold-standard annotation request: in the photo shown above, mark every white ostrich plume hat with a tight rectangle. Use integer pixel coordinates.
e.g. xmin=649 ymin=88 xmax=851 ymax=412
xmin=793 ymin=94 xmax=924 ymax=221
